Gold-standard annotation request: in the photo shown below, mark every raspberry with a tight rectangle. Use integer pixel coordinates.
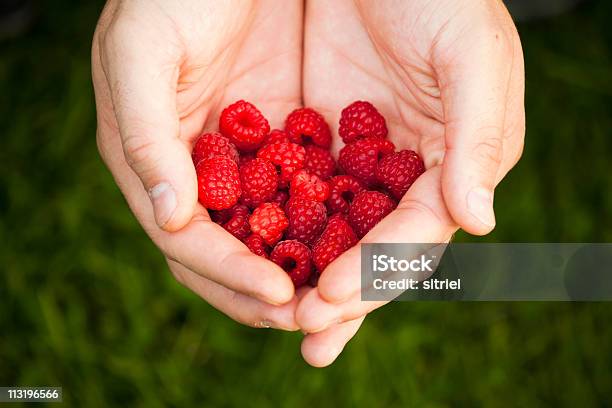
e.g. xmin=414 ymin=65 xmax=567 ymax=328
xmin=304 ymin=145 xmax=336 ymax=180
xmin=249 ymin=202 xmax=288 ymax=245
xmin=239 ymin=151 xmax=256 ymax=167
xmin=256 ymin=142 xmax=305 ymax=186
xmin=196 ymin=156 xmax=241 ymax=210
xmin=312 ymin=214 xmax=358 ymax=273
xmin=191 ymin=132 xmax=239 ymax=166
xmin=244 ymin=234 xmax=270 ymax=259
xmin=270 ymin=240 xmax=313 ymax=287
xmin=289 ymin=170 xmax=330 ymax=202
xmin=239 ymin=158 xmax=278 ymax=207
xmin=348 ymin=191 xmax=395 ymax=238
xmin=263 ymin=129 xmax=290 ymax=147
xmin=326 ymin=175 xmax=365 ymax=214
xmin=284 ymin=107 xmax=331 ymax=148
xmin=285 ymin=197 xmax=327 ymax=247
xmin=270 ymin=190 xmax=289 ymax=207
xmin=376 ymin=149 xmax=425 ymax=200
xmin=219 ymin=100 xmax=270 ymax=151
xmin=339 ymin=101 xmax=388 ymax=143
xmin=338 ymin=137 xmax=395 ymax=187
xmin=211 ymin=203 xmax=251 ymax=240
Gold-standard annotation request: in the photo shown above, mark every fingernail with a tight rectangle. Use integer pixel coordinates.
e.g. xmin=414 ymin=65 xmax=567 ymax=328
xmin=257 ymin=320 xmax=273 ymax=329
xmin=149 ymin=182 xmax=177 ymax=228
xmin=467 ymin=187 xmax=496 ymax=228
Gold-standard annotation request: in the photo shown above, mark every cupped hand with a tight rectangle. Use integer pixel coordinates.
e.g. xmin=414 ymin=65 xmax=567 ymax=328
xmin=296 ymin=0 xmax=525 ymax=367
xmin=92 ymin=0 xmax=304 ymax=330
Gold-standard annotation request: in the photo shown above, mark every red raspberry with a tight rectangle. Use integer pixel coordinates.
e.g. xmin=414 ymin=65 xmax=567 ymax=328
xmin=348 ymin=191 xmax=395 ymax=238
xmin=263 ymin=129 xmax=290 ymax=147
xmin=211 ymin=203 xmax=250 ymax=240
xmin=196 ymin=156 xmax=241 ymax=210
xmin=239 ymin=158 xmax=278 ymax=207
xmin=249 ymin=202 xmax=288 ymax=245
xmin=270 ymin=190 xmax=289 ymax=207
xmin=270 ymin=240 xmax=313 ymax=287
xmin=244 ymin=234 xmax=270 ymax=259
xmin=304 ymin=145 xmax=335 ymax=180
xmin=326 ymin=175 xmax=365 ymax=214
xmin=284 ymin=107 xmax=331 ymax=148
xmin=289 ymin=170 xmax=330 ymax=202
xmin=256 ymin=142 xmax=305 ymax=186
xmin=312 ymin=214 xmax=358 ymax=273
xmin=191 ymin=132 xmax=239 ymax=166
xmin=339 ymin=101 xmax=388 ymax=143
xmin=219 ymin=100 xmax=270 ymax=151
xmin=338 ymin=137 xmax=395 ymax=187
xmin=285 ymin=197 xmax=327 ymax=247
xmin=376 ymin=149 xmax=425 ymax=200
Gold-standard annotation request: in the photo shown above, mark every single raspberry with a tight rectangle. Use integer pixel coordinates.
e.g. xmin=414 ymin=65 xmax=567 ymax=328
xmin=244 ymin=234 xmax=270 ymax=259
xmin=191 ymin=132 xmax=239 ymax=166
xmin=239 ymin=158 xmax=278 ymax=207
xmin=376 ymin=149 xmax=425 ymax=200
xmin=211 ymin=204 xmax=250 ymax=240
xmin=249 ymin=202 xmax=288 ymax=245
xmin=284 ymin=107 xmax=331 ymax=148
xmin=326 ymin=175 xmax=365 ymax=214
xmin=263 ymin=129 xmax=291 ymax=147
xmin=285 ymin=196 xmax=327 ymax=247
xmin=219 ymin=100 xmax=270 ymax=151
xmin=303 ymin=145 xmax=336 ymax=180
xmin=289 ymin=170 xmax=330 ymax=202
xmin=312 ymin=214 xmax=358 ymax=273
xmin=270 ymin=190 xmax=289 ymax=207
xmin=270 ymin=240 xmax=313 ymax=287
xmin=338 ymin=137 xmax=395 ymax=187
xmin=339 ymin=101 xmax=388 ymax=143
xmin=196 ymin=156 xmax=241 ymax=210
xmin=256 ymin=142 xmax=305 ymax=186
xmin=348 ymin=191 xmax=395 ymax=238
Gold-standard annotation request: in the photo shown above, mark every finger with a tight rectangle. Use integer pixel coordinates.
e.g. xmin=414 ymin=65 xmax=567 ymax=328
xmin=99 ymin=18 xmax=196 ymax=231
xmin=169 ymin=259 xmax=299 ymax=331
xmin=435 ymin=20 xmax=515 ymax=235
xmin=317 ymin=166 xmax=458 ymax=304
xmin=300 ymin=316 xmax=365 ymax=368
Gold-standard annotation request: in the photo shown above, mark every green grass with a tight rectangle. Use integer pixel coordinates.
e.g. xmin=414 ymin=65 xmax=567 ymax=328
xmin=1 ymin=0 xmax=611 ymax=406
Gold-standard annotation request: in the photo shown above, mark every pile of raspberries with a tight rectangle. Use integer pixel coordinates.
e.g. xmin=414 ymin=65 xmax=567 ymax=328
xmin=193 ymin=100 xmax=425 ymax=288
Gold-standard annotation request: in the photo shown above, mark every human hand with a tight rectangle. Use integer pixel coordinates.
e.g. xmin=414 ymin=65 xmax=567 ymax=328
xmin=296 ymin=0 xmax=525 ymax=366
xmin=92 ymin=0 xmax=304 ymax=330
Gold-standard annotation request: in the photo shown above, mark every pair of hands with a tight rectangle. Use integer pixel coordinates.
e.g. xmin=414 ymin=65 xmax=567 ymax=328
xmin=92 ymin=0 xmax=524 ymax=367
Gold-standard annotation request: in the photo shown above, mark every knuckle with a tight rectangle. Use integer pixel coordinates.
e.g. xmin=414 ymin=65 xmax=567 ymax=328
xmin=472 ymin=129 xmax=503 ymax=169
xmin=121 ymin=132 xmax=160 ymax=171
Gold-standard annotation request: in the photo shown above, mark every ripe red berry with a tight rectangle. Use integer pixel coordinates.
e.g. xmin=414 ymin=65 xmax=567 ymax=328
xmin=284 ymin=107 xmax=331 ymax=148
xmin=239 ymin=158 xmax=278 ymax=207
xmin=211 ymin=203 xmax=251 ymax=240
xmin=289 ymin=169 xmax=330 ymax=202
xmin=244 ymin=234 xmax=270 ymax=259
xmin=303 ymin=145 xmax=336 ymax=180
xmin=191 ymin=132 xmax=239 ymax=166
xmin=249 ymin=202 xmax=289 ymax=245
xmin=285 ymin=196 xmax=327 ymax=247
xmin=326 ymin=175 xmax=365 ymax=214
xmin=219 ymin=100 xmax=270 ymax=151
xmin=312 ymin=214 xmax=358 ymax=273
xmin=196 ymin=156 xmax=241 ymax=210
xmin=256 ymin=142 xmax=305 ymax=186
xmin=338 ymin=137 xmax=395 ymax=187
xmin=348 ymin=191 xmax=395 ymax=238
xmin=263 ymin=129 xmax=291 ymax=147
xmin=376 ymin=149 xmax=425 ymax=200
xmin=270 ymin=240 xmax=313 ymax=287
xmin=339 ymin=101 xmax=388 ymax=143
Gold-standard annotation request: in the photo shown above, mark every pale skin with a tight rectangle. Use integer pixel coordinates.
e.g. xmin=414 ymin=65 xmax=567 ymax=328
xmin=93 ymin=0 xmax=524 ymax=367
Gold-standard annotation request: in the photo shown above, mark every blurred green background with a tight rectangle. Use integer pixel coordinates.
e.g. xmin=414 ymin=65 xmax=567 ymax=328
xmin=1 ymin=0 xmax=611 ymax=406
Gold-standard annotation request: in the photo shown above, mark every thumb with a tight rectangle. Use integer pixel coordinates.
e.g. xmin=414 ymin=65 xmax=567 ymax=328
xmin=102 ymin=24 xmax=196 ymax=231
xmin=436 ymin=25 xmax=513 ymax=235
